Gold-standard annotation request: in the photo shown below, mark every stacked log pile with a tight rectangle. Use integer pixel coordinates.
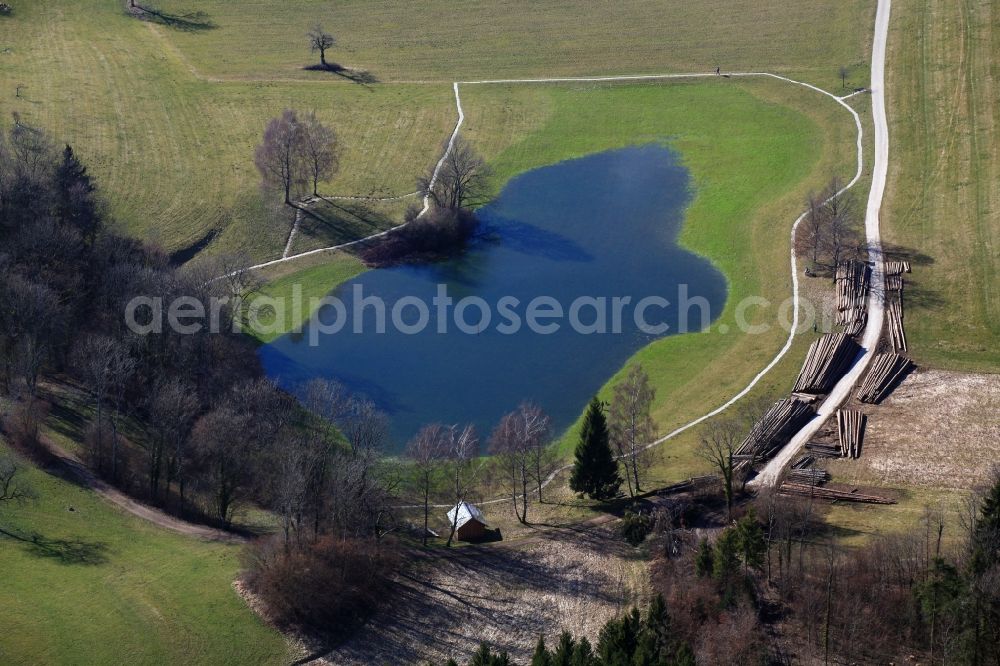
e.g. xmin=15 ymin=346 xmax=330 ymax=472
xmin=778 ymin=483 xmax=896 ymax=504
xmin=883 ymin=260 xmax=908 ymax=351
xmin=887 ymin=299 xmax=907 ymax=352
xmin=884 ymin=260 xmax=911 ymax=275
xmin=837 ymin=409 xmax=866 ymax=458
xmin=836 ymin=260 xmax=870 ymax=336
xmin=805 ymin=441 xmax=843 ymax=457
xmin=792 ymin=333 xmax=861 ymax=394
xmin=735 ymin=399 xmax=815 ymax=464
xmin=857 ymin=353 xmax=913 ymax=403
xmin=788 ymin=468 xmax=829 ymax=485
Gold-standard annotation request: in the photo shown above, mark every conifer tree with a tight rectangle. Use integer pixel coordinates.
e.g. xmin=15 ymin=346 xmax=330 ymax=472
xmin=735 ymin=509 xmax=766 ymax=575
xmin=569 ymin=397 xmax=622 ymax=500
xmin=695 ymin=538 xmax=715 ymax=577
xmin=531 ymin=635 xmax=551 ymax=666
xmin=54 ymin=144 xmax=101 ymax=244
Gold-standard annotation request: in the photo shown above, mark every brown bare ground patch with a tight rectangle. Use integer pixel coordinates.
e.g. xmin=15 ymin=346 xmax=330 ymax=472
xmin=322 ymin=522 xmax=648 ymax=665
xmin=822 ymin=369 xmax=999 ymax=489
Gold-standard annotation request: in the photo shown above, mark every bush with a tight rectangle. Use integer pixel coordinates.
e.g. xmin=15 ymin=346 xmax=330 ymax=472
xmin=244 ymin=535 xmax=399 ymax=637
xmin=620 ymin=509 xmax=654 ymax=546
xmin=361 ymin=206 xmax=479 ymax=266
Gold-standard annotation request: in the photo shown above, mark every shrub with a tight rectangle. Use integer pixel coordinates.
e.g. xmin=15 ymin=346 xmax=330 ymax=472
xmin=621 ymin=509 xmax=654 ymax=546
xmin=361 ymin=207 xmax=479 ymax=266
xmin=244 ymin=535 xmax=399 ymax=637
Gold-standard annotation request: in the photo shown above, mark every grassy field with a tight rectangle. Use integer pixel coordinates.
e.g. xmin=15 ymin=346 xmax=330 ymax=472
xmin=152 ymin=0 xmax=873 ymax=89
xmin=0 ymin=0 xmax=454 ymax=260
xmin=883 ymin=0 xmax=1000 ymax=371
xmin=0 ymin=441 xmax=291 ymax=665
xmin=248 ymin=252 xmax=366 ymax=344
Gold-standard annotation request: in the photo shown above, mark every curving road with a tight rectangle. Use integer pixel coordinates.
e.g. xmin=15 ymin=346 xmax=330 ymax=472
xmin=753 ymin=0 xmax=893 ymax=487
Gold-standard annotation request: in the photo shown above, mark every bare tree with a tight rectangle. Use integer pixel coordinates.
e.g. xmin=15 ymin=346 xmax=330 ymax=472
xmin=254 ymin=109 xmax=308 ymax=205
xmin=443 ymin=423 xmax=479 ymax=546
xmin=0 ymin=455 xmax=36 ymax=504
xmin=797 ymin=191 xmax=826 ymax=272
xmin=339 ymin=396 xmax=388 ymax=455
xmin=418 ymin=134 xmax=491 ymax=211
xmin=609 ymin=364 xmax=655 ymax=497
xmin=72 ymin=334 xmax=135 ymax=481
xmin=301 ymin=111 xmax=338 ymax=196
xmin=696 ymin=416 xmax=743 ymax=522
xmin=406 ymin=424 xmax=448 ymax=546
xmin=147 ymin=377 xmax=198 ymax=504
xmin=489 ymin=403 xmax=544 ymax=524
xmin=307 ymin=24 xmax=335 ymax=68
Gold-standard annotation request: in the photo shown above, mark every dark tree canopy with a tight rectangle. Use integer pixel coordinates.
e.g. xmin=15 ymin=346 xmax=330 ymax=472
xmin=569 ymin=397 xmax=622 ymax=500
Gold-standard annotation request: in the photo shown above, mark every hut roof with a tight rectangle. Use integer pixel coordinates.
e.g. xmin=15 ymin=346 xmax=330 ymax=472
xmin=446 ymin=501 xmax=488 ymax=529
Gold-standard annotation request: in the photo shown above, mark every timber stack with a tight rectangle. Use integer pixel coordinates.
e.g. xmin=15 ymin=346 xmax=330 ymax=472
xmin=735 ymin=398 xmax=815 ymax=465
xmin=778 ymin=483 xmax=896 ymax=504
xmin=836 ymin=260 xmax=870 ymax=337
xmin=836 ymin=409 xmax=866 ymax=458
xmin=887 ymin=299 xmax=906 ymax=352
xmin=792 ymin=333 xmax=861 ymax=394
xmin=857 ymin=352 xmax=913 ymax=403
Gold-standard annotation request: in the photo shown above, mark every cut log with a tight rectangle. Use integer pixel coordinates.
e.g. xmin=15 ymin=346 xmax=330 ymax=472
xmin=792 ymin=333 xmax=861 ymax=394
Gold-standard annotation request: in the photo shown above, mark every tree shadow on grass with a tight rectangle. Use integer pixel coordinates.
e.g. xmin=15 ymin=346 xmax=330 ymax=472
xmin=130 ymin=4 xmax=216 ymax=31
xmin=0 ymin=526 xmax=109 ymax=565
xmin=303 ymin=63 xmax=379 ymax=86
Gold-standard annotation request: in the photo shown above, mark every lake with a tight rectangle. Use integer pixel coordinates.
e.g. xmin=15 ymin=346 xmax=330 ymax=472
xmin=260 ymin=144 xmax=727 ymax=451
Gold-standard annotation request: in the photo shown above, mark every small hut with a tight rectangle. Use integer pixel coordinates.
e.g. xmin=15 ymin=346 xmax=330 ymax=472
xmin=446 ymin=501 xmax=489 ymax=542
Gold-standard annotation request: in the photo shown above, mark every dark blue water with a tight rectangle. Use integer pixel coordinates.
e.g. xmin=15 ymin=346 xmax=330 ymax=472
xmin=260 ymin=144 xmax=726 ymax=450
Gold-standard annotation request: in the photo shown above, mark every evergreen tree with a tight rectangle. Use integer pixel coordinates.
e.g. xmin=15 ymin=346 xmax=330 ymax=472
xmin=531 ymin=635 xmax=552 ymax=666
xmin=54 ymin=144 xmax=101 ymax=244
xmin=552 ymin=631 xmax=575 ymax=666
xmin=695 ymin=538 xmax=715 ymax=577
xmin=971 ymin=472 xmax=1000 ymax=574
xmin=713 ymin=528 xmax=740 ymax=581
xmin=569 ymin=397 xmax=622 ymax=500
xmin=570 ymin=637 xmax=596 ymax=666
xmin=735 ymin=509 xmax=766 ymax=575
xmin=597 ymin=607 xmax=641 ymax=664
xmin=713 ymin=527 xmax=743 ymax=606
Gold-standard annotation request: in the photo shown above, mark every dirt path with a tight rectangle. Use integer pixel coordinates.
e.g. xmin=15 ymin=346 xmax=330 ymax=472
xmin=38 ymin=436 xmax=242 ymax=543
xmin=754 ymin=0 xmax=893 ymax=487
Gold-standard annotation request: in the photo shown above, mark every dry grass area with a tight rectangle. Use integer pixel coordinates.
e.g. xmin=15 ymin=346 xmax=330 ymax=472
xmin=811 ymin=369 xmax=1000 ymax=545
xmin=324 ymin=522 xmax=648 ymax=665
xmin=826 ymin=369 xmax=1000 ymax=489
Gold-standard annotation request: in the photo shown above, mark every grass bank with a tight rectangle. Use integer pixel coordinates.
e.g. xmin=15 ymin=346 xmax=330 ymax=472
xmin=0 ymin=441 xmax=291 ymax=664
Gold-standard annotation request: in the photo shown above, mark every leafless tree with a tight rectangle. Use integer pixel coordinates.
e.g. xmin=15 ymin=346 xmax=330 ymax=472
xmin=254 ymin=109 xmax=308 ymax=205
xmin=307 ymin=24 xmax=335 ymax=67
xmin=443 ymin=423 xmax=479 ymax=546
xmin=301 ymin=111 xmax=338 ymax=196
xmin=489 ymin=403 xmax=545 ymax=524
xmin=302 ymin=377 xmax=349 ymax=424
xmin=406 ymin=424 xmax=448 ymax=546
xmin=797 ymin=191 xmax=825 ymax=271
xmin=147 ymin=377 xmax=198 ymax=504
xmin=418 ymin=134 xmax=491 ymax=211
xmin=609 ymin=364 xmax=655 ymax=497
xmin=696 ymin=415 xmax=743 ymax=522
xmin=339 ymin=396 xmax=388 ymax=455
xmin=0 ymin=455 xmax=36 ymax=504
xmin=72 ymin=334 xmax=135 ymax=481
